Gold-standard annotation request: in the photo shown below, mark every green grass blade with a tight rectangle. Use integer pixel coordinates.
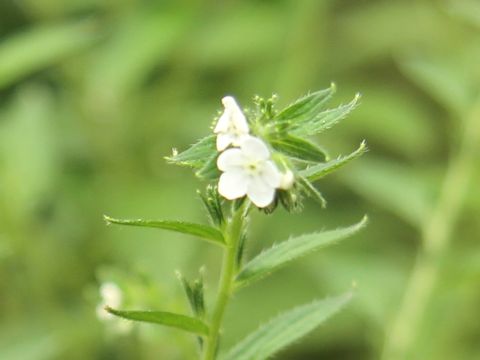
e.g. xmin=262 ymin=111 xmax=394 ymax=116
xmin=0 ymin=21 xmax=97 ymax=89
xmin=300 ymin=141 xmax=367 ymax=182
xmin=235 ymin=217 xmax=367 ymax=288
xmin=222 ymin=292 xmax=353 ymax=360
xmin=340 ymin=157 xmax=432 ymax=227
xmin=103 ymin=215 xmax=225 ymax=246
xmin=105 ymin=307 xmax=209 ymax=336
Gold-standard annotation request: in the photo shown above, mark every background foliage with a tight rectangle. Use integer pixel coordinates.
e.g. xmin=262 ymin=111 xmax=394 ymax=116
xmin=1 ymin=0 xmax=479 ymax=359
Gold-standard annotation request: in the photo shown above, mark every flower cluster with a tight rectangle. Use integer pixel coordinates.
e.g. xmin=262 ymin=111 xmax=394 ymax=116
xmin=167 ymin=86 xmax=364 ymax=214
xmin=214 ymin=96 xmax=292 ymax=208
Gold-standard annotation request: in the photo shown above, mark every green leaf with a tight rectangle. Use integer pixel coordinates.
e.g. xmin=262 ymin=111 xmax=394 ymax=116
xmin=270 ymin=135 xmax=328 ymax=162
xmin=300 ymin=141 xmax=367 ymax=182
xmin=85 ymin=10 xmax=188 ymax=98
xmin=105 ymin=307 xmax=209 ymax=336
xmin=292 ymin=93 xmax=360 ymax=136
xmin=275 ymin=84 xmax=336 ymax=121
xmin=222 ymin=292 xmax=353 ymax=360
xmin=103 ymin=215 xmax=225 ymax=246
xmin=339 ymin=157 xmax=433 ymax=227
xmin=448 ymin=0 xmax=480 ymax=28
xmin=195 ymin=153 xmax=221 ymax=180
xmin=0 ymin=21 xmax=97 ymax=89
xmin=166 ymin=135 xmax=216 ymax=168
xmin=297 ymin=176 xmax=327 ymax=208
xmin=399 ymin=56 xmax=472 ymax=116
xmin=235 ymin=217 xmax=367 ymax=288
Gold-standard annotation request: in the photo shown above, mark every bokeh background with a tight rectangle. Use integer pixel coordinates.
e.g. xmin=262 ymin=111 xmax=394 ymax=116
xmin=1 ymin=0 xmax=479 ymax=359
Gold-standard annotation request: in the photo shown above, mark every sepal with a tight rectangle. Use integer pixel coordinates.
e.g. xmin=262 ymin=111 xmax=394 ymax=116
xmin=198 ymin=185 xmax=224 ymax=226
xmin=176 ymin=269 xmax=206 ymax=319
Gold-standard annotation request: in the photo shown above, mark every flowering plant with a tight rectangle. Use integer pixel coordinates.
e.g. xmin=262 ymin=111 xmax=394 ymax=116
xmin=103 ymin=85 xmax=367 ymax=360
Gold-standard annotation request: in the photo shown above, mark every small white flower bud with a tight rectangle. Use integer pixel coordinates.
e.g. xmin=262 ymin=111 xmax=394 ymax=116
xmin=100 ymin=282 xmax=123 ymax=308
xmin=279 ymin=170 xmax=295 ymax=190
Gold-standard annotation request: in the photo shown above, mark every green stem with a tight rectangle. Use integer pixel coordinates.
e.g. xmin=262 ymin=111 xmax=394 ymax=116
xmin=203 ymin=202 xmax=246 ymax=360
xmin=381 ymin=99 xmax=480 ymax=360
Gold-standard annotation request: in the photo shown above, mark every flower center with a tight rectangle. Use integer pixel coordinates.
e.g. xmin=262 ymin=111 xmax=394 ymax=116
xmin=245 ymin=161 xmax=261 ymax=175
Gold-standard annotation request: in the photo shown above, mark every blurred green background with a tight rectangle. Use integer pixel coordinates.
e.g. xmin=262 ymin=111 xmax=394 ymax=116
xmin=1 ymin=0 xmax=479 ymax=359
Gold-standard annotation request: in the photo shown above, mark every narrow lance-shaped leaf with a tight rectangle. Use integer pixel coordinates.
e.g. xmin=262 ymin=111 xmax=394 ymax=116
xmin=235 ymin=217 xmax=367 ymax=288
xmin=270 ymin=135 xmax=328 ymax=162
xmin=222 ymin=292 xmax=353 ymax=360
xmin=292 ymin=93 xmax=360 ymax=136
xmin=104 ymin=215 xmax=225 ymax=246
xmin=297 ymin=176 xmax=327 ymax=208
xmin=300 ymin=141 xmax=367 ymax=182
xmin=275 ymin=83 xmax=336 ymax=121
xmin=105 ymin=307 xmax=209 ymax=336
xmin=165 ymin=135 xmax=216 ymax=168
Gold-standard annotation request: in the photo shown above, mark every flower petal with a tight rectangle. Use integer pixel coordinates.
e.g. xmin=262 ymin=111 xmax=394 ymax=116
xmin=215 ymin=96 xmax=249 ymax=135
xmin=217 ymin=148 xmax=245 ymax=171
xmin=241 ymin=136 xmax=270 ymax=160
xmin=260 ymin=160 xmax=282 ymax=188
xmin=221 ymin=96 xmax=237 ymax=109
xmin=231 ymin=133 xmax=250 ymax=147
xmin=214 ymin=111 xmax=230 ymax=133
xmin=216 ymin=133 xmax=234 ymax=151
xmin=247 ymin=176 xmax=276 ymax=207
xmin=222 ymin=96 xmax=248 ymax=132
xmin=218 ymin=170 xmax=249 ymax=200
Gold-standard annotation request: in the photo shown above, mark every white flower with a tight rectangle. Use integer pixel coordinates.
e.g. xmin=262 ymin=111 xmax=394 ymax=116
xmin=96 ymin=281 xmax=133 ymax=334
xmin=100 ymin=282 xmax=123 ymax=306
xmin=214 ymin=96 xmax=249 ymax=151
xmin=96 ymin=281 xmax=123 ymax=321
xmin=217 ymin=136 xmax=282 ymax=207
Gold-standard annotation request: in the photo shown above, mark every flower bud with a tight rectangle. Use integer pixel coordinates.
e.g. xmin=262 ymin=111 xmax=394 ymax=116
xmin=279 ymin=170 xmax=295 ymax=190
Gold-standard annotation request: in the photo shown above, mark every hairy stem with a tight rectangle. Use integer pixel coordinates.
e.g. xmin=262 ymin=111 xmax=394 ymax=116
xmin=381 ymin=99 xmax=480 ymax=360
xmin=203 ymin=203 xmax=246 ymax=360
